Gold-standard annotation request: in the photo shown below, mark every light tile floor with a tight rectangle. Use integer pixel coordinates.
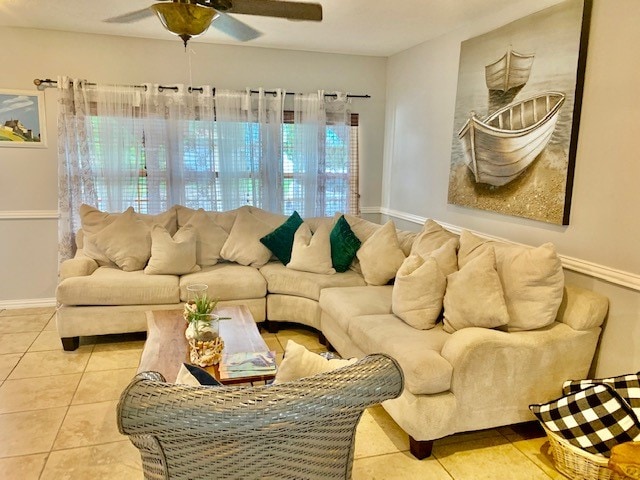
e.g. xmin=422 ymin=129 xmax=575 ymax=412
xmin=0 ymin=307 xmax=565 ymax=480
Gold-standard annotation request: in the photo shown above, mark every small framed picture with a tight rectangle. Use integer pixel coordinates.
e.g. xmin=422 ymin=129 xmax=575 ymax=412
xmin=0 ymin=89 xmax=47 ymax=148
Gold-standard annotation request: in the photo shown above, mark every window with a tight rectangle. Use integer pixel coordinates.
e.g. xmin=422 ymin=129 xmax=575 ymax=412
xmin=89 ymin=111 xmax=359 ymax=216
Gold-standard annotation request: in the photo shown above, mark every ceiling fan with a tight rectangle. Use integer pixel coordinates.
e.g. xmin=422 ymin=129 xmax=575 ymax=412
xmin=105 ymin=0 xmax=323 ymax=47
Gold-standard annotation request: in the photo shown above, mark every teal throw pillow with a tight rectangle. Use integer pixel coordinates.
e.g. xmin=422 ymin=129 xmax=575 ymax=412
xmin=260 ymin=211 xmax=304 ymax=265
xmin=330 ymin=215 xmax=361 ymax=273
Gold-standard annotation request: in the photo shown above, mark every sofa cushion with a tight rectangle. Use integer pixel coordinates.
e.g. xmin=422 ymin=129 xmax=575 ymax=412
xmin=56 ymin=267 xmax=180 ymax=305
xmin=287 ymin=222 xmax=335 ymax=275
xmin=183 ymin=209 xmax=229 ymax=267
xmin=458 ymin=230 xmax=564 ymax=332
xmin=356 ymin=220 xmax=406 ymax=286
xmin=319 ymin=285 xmax=393 ymax=331
xmin=259 ymin=211 xmax=304 ymax=265
xmin=144 ymin=225 xmax=200 ymax=275
xmin=246 ymin=206 xmax=288 ymax=228
xmin=175 ymin=205 xmax=238 ymax=233
xmin=220 ymin=209 xmax=275 ymax=267
xmin=260 ymin=262 xmax=365 ymax=301
xmin=348 ymin=315 xmax=453 ymax=395
xmin=344 ymin=213 xmax=418 ymax=256
xmin=80 ymin=203 xmax=178 ymax=235
xmin=81 ymin=204 xmax=177 ymax=268
xmin=411 ymin=219 xmax=459 ymax=257
xmin=89 ymin=207 xmax=152 ymax=272
xmin=329 ymin=215 xmax=361 ymax=273
xmin=443 ymin=247 xmax=510 ymax=333
xmin=180 ymin=263 xmax=267 ymax=301
xmin=392 ymin=240 xmax=458 ymax=330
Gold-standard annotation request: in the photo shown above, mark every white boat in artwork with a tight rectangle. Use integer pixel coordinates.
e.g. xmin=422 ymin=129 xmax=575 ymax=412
xmin=485 ymin=49 xmax=535 ymax=92
xmin=457 ymin=92 xmax=565 ymax=187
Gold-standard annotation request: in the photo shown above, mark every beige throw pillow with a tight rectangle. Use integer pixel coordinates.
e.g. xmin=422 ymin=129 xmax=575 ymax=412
xmin=273 ymin=340 xmax=357 ymax=384
xmin=392 ymin=239 xmax=458 ymax=330
xmin=219 ymin=209 xmax=275 ymax=267
xmin=144 ymin=225 xmax=200 ymax=275
xmin=287 ymin=222 xmax=336 ymax=275
xmin=89 ymin=207 xmax=151 ymax=272
xmin=443 ymin=247 xmax=510 ymax=333
xmin=183 ymin=209 xmax=229 ymax=267
xmin=392 ymin=255 xmax=445 ymax=330
xmin=356 ymin=220 xmax=406 ymax=286
xmin=458 ymin=230 xmax=564 ymax=331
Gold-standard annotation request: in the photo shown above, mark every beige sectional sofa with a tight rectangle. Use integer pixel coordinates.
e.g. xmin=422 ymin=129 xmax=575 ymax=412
xmin=56 ymin=204 xmax=608 ymax=458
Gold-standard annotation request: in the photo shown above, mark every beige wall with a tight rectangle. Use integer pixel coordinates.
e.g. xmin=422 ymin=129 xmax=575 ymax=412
xmin=0 ymin=26 xmax=387 ymax=304
xmin=382 ymin=0 xmax=640 ymax=376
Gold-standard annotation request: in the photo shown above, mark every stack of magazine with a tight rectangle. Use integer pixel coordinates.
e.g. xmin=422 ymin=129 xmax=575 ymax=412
xmin=219 ymin=351 xmax=277 ymax=380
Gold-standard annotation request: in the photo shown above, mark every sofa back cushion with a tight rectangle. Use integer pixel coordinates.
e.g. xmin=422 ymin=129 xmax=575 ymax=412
xmin=182 ymin=209 xmax=230 ymax=267
xmin=89 ymin=207 xmax=152 ymax=271
xmin=80 ymin=204 xmax=177 ymax=267
xmin=220 ymin=209 xmax=275 ymax=267
xmin=411 ymin=219 xmax=459 ymax=257
xmin=458 ymin=230 xmax=564 ymax=332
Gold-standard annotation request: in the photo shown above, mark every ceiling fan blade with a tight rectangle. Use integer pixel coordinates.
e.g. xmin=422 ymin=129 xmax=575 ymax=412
xmin=104 ymin=8 xmax=155 ymax=24
xmin=228 ymin=0 xmax=322 ymax=21
xmin=213 ymin=12 xmax=263 ymax=41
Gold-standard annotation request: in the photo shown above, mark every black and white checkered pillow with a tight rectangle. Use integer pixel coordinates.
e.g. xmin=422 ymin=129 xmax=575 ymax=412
xmin=530 ymin=384 xmax=640 ymax=456
xmin=563 ymin=372 xmax=640 ymax=417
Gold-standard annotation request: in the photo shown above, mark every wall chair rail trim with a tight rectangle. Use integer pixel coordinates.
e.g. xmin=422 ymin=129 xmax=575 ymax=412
xmin=0 ymin=210 xmax=59 ymax=220
xmin=379 ymin=207 xmax=640 ymax=292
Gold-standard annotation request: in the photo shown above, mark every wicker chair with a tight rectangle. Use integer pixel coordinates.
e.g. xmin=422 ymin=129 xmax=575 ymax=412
xmin=117 ymin=354 xmax=404 ymax=480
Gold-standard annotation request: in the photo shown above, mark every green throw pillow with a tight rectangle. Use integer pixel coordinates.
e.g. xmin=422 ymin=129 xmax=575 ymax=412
xmin=260 ymin=211 xmax=304 ymax=265
xmin=330 ymin=215 xmax=361 ymax=273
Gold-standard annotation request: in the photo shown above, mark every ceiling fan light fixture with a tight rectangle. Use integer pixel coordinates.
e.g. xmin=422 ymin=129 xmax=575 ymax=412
xmin=151 ymin=2 xmax=218 ymax=47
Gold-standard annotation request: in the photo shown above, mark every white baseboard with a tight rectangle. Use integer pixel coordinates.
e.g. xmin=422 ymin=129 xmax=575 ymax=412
xmin=376 ymin=207 xmax=640 ymax=292
xmin=0 ymin=298 xmax=57 ymax=309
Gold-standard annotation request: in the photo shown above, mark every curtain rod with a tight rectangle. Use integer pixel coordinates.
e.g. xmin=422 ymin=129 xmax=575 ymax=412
xmin=33 ymin=78 xmax=371 ymax=99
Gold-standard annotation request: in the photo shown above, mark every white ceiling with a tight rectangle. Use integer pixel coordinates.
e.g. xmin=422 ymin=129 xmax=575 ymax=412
xmin=0 ymin=0 xmax=562 ymax=57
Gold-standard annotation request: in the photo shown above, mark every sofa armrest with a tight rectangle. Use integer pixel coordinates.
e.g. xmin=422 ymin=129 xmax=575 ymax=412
xmin=440 ymin=323 xmax=601 ymax=418
xmin=556 ymin=285 xmax=609 ymax=331
xmin=59 ymin=252 xmax=99 ymax=281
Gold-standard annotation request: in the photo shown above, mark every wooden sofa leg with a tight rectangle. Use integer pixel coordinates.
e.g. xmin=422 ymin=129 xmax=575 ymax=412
xmin=409 ymin=436 xmax=434 ymax=459
xmin=61 ymin=336 xmax=79 ymax=351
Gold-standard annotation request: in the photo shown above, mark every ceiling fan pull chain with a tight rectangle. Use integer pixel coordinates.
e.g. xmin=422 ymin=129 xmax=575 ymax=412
xmin=187 ymin=47 xmax=195 ymax=89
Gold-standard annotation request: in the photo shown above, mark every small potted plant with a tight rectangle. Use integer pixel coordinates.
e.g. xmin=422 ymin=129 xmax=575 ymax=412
xmin=183 ymin=284 xmax=224 ymax=366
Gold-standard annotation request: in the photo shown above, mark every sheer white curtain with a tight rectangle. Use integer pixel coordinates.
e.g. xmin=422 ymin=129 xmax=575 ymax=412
xmin=57 ymin=78 xmax=143 ymax=262
xmin=142 ymin=84 xmax=218 ymax=211
xmin=323 ymin=92 xmax=355 ymax=216
xmin=292 ymin=91 xmax=323 ymax=217
xmin=57 ymin=77 xmax=97 ymax=263
xmin=214 ymin=89 xmax=256 ymax=210
xmin=215 ymin=88 xmax=285 ymax=212
xmin=291 ymin=91 xmax=353 ymax=217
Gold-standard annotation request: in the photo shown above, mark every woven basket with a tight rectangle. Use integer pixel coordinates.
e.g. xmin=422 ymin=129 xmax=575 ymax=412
xmin=543 ymin=426 xmax=626 ymax=480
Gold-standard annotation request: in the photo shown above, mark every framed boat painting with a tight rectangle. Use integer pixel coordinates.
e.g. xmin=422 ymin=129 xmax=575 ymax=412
xmin=447 ymin=0 xmax=591 ymax=225
xmin=0 ymin=89 xmax=47 ymax=148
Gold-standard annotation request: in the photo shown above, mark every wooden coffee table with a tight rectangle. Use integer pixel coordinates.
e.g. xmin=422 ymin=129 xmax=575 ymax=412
xmin=138 ymin=305 xmax=276 ymax=385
